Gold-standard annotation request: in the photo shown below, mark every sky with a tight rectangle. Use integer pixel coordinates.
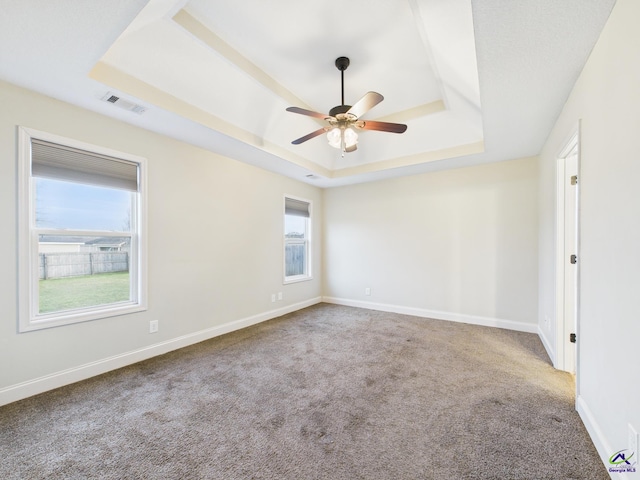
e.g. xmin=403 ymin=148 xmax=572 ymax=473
xmin=36 ymin=177 xmax=306 ymax=235
xmin=35 ymin=178 xmax=132 ymax=231
xmin=285 ymin=214 xmax=306 ymax=237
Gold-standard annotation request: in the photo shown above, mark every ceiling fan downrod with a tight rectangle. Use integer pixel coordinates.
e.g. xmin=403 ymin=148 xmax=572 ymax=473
xmin=335 ymin=56 xmax=350 ymax=107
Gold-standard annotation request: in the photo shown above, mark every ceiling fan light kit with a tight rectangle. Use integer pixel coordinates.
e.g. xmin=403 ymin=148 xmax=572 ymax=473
xmin=327 ymin=126 xmax=358 ymax=149
xmin=286 ymin=57 xmax=407 ymax=154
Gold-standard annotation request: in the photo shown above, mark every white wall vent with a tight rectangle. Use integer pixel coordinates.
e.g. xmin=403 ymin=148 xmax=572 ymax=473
xmin=100 ymin=92 xmax=146 ymax=114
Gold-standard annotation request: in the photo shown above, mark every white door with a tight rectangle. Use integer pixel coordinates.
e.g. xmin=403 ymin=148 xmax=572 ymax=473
xmin=555 ymin=129 xmax=580 ymax=377
xmin=563 ymin=151 xmax=578 ymax=374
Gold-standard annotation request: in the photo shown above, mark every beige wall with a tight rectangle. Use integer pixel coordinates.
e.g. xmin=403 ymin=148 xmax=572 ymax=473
xmin=323 ymin=157 xmax=539 ymax=330
xmin=538 ymin=0 xmax=640 ymax=463
xmin=0 ymin=80 xmax=322 ymax=402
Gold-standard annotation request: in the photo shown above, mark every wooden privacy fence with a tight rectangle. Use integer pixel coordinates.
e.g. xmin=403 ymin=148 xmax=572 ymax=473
xmin=39 ymin=252 xmax=129 ymax=280
xmin=285 ymin=244 xmax=305 ymax=276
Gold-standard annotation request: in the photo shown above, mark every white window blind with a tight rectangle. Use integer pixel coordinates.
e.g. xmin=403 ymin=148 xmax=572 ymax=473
xmin=285 ymin=197 xmax=310 ymax=218
xmin=31 ymin=139 xmax=139 ymax=192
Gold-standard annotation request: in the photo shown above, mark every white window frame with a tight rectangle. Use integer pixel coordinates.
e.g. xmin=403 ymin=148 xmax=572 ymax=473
xmin=283 ymin=195 xmax=312 ymax=284
xmin=17 ymin=126 xmax=147 ymax=332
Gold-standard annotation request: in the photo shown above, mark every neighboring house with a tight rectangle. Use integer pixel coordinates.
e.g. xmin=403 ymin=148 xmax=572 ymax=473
xmin=84 ymin=237 xmax=129 ymax=252
xmin=39 ymin=236 xmax=129 ymax=253
xmin=38 ymin=241 xmax=84 ymax=254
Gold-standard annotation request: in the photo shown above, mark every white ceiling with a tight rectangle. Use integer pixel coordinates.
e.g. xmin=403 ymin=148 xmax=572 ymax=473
xmin=0 ymin=0 xmax=615 ymax=187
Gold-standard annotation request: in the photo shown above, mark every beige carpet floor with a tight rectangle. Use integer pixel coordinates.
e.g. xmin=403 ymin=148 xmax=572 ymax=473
xmin=0 ymin=303 xmax=608 ymax=479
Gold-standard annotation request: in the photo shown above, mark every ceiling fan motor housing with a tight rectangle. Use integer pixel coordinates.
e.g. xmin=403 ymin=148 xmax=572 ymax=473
xmin=329 ymin=104 xmax=352 ymax=117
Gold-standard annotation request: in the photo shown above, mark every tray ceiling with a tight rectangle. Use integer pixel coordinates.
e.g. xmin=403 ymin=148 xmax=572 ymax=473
xmin=0 ymin=0 xmax=616 ymax=187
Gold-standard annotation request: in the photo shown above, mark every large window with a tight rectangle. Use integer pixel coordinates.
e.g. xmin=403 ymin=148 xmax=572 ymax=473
xmin=18 ymin=127 xmax=146 ymax=332
xmin=284 ymin=196 xmax=311 ymax=283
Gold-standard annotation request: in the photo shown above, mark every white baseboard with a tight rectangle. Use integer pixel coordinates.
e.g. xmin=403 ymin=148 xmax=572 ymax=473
xmin=576 ymin=395 xmax=626 ymax=479
xmin=322 ymin=296 xmax=538 ymax=333
xmin=537 ymin=325 xmax=556 ymax=365
xmin=0 ymin=297 xmax=322 ymax=407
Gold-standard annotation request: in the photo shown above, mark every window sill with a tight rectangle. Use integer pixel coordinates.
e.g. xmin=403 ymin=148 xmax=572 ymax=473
xmin=283 ymin=275 xmax=313 ymax=285
xmin=20 ymin=303 xmax=147 ymax=333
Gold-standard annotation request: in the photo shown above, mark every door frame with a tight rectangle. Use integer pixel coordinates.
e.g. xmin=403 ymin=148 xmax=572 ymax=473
xmin=555 ymin=123 xmax=581 ymax=387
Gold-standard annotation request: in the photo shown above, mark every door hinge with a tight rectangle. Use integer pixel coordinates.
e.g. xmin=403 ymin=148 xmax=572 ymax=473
xmin=570 ymin=333 xmax=577 ymax=343
xmin=570 ymin=254 xmax=578 ymax=264
xmin=571 ymin=175 xmax=578 ymax=185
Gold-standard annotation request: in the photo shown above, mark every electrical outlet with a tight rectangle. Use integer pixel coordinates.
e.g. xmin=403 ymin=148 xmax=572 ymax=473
xmin=271 ymin=294 xmax=276 ymax=302
xmin=277 ymin=292 xmax=283 ymax=301
xmin=365 ymin=287 xmax=371 ymax=296
xmin=149 ymin=320 xmax=159 ymax=334
xmin=629 ymin=424 xmax=638 ymax=456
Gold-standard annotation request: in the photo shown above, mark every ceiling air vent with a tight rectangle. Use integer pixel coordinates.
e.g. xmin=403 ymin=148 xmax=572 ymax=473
xmin=100 ymin=92 xmax=146 ymax=114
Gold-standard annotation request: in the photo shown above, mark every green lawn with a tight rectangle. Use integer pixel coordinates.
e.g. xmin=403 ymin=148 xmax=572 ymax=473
xmin=39 ymin=271 xmax=130 ymax=314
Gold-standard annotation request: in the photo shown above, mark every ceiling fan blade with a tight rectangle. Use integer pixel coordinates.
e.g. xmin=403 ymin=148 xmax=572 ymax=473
xmin=347 ymin=91 xmax=384 ymax=118
xmin=359 ymin=120 xmax=407 ymax=134
xmin=291 ymin=128 xmax=327 ymax=145
xmin=286 ymin=106 xmax=328 ymax=120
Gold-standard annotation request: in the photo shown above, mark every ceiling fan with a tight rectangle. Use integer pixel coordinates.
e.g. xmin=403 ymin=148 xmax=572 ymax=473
xmin=286 ymin=57 xmax=407 ymax=154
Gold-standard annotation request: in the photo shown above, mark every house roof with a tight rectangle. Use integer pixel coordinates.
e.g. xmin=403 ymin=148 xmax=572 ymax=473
xmin=84 ymin=238 xmax=128 ymax=246
xmin=0 ymin=0 xmax=616 ymax=187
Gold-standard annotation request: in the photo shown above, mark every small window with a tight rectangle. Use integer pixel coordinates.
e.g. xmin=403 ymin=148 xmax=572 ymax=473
xmin=18 ymin=127 xmax=146 ymax=332
xmin=284 ymin=196 xmax=311 ymax=283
